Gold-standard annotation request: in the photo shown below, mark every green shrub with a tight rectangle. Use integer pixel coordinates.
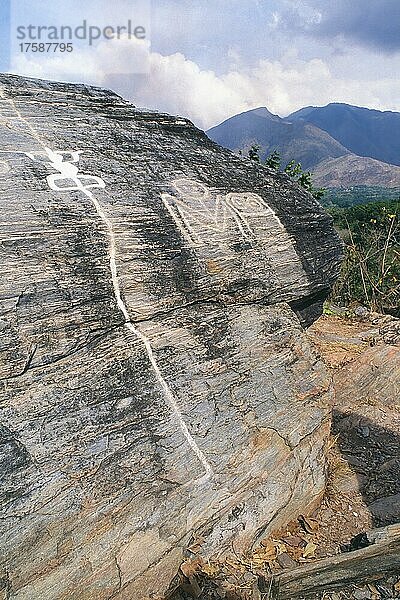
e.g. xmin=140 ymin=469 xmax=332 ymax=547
xmin=329 ymin=201 xmax=399 ymax=315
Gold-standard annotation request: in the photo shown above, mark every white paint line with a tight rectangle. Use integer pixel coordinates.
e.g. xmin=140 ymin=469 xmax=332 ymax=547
xmin=86 ymin=189 xmax=213 ymax=481
xmin=0 ymin=89 xmax=48 ymax=150
xmin=0 ymin=89 xmax=213 ymax=481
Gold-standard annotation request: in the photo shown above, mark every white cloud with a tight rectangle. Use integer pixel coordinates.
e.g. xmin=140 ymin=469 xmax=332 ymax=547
xmin=10 ymin=37 xmax=400 ymax=130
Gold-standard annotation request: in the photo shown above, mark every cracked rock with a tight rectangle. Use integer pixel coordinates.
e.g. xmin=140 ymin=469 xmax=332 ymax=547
xmin=0 ymin=74 xmax=342 ymax=599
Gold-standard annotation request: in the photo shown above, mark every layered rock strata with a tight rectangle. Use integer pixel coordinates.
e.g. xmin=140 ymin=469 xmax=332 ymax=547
xmin=0 ymin=74 xmax=342 ymax=599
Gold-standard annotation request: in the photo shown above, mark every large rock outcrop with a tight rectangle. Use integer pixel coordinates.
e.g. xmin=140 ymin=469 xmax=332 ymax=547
xmin=0 ymin=74 xmax=342 ymax=599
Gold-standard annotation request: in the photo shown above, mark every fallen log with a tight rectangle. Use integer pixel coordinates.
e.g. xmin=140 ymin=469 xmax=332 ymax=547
xmin=264 ymin=523 xmax=400 ymax=599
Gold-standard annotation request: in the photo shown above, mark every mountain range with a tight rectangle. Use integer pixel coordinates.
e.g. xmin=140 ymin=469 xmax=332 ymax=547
xmin=206 ymin=104 xmax=400 ymax=189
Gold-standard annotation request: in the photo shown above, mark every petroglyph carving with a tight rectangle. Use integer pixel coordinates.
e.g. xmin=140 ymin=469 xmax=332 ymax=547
xmin=25 ymin=146 xmax=212 ymax=480
xmin=161 ymin=178 xmax=286 ymax=246
xmin=26 ymin=147 xmax=106 ymax=193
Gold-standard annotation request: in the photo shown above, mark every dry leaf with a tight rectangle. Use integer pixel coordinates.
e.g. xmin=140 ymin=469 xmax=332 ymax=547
xmin=254 ymin=541 xmax=277 ymax=561
xmin=201 ymin=562 xmax=220 ymax=577
xmin=274 ymin=541 xmax=288 ymax=555
xmin=187 ymin=535 xmax=205 ymax=554
xmin=291 ymin=547 xmax=305 ymax=561
xmin=225 ymin=558 xmax=246 ymax=572
xmin=254 ymin=549 xmax=276 ymax=561
xmin=180 ymin=558 xmax=201 ymax=578
xmin=302 ymin=541 xmax=317 ymax=558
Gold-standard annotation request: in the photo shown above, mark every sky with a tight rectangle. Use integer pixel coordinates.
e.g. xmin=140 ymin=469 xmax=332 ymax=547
xmin=2 ymin=0 xmax=400 ymax=129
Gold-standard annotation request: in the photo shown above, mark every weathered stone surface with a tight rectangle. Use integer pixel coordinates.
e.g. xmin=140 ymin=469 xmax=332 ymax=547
xmin=0 ymin=74 xmax=342 ymax=599
xmin=308 ymin=313 xmax=400 ymax=408
xmin=368 ymin=495 xmax=400 ymax=523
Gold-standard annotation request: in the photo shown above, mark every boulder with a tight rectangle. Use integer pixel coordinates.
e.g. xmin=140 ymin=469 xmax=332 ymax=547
xmin=0 ymin=74 xmax=342 ymax=599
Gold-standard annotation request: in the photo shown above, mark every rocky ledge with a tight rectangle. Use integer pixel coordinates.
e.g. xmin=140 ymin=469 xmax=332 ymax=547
xmin=0 ymin=74 xmax=342 ymax=599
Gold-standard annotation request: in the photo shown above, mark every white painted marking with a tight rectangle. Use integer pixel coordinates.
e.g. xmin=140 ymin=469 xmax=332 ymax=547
xmin=44 ymin=147 xmax=106 ymax=192
xmin=0 ymin=89 xmax=48 ymax=150
xmin=161 ymin=178 xmax=288 ymax=247
xmin=161 ymin=178 xmax=311 ymax=298
xmin=86 ymin=188 xmax=213 ymax=481
xmin=0 ymin=89 xmax=213 ymax=481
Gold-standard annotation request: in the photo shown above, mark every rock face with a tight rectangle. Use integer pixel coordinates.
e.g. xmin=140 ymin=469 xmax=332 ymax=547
xmin=308 ymin=313 xmax=400 ymax=530
xmin=0 ymin=74 xmax=342 ymax=599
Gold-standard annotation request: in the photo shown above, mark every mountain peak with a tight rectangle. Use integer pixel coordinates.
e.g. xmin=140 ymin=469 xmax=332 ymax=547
xmin=288 ymin=103 xmax=400 ymax=166
xmin=207 ymin=106 xmax=348 ymax=170
xmin=243 ymin=106 xmax=282 ymax=121
xmin=250 ymin=106 xmax=279 ymax=116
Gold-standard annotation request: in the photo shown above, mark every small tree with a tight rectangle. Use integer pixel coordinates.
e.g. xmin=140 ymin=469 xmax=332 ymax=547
xmin=248 ymin=144 xmax=261 ymax=162
xmin=245 ymin=148 xmax=325 ymax=200
xmin=266 ymin=151 xmax=326 ymax=201
xmin=265 ymin=149 xmax=281 ymax=171
xmin=283 ymin=160 xmax=302 ymax=179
